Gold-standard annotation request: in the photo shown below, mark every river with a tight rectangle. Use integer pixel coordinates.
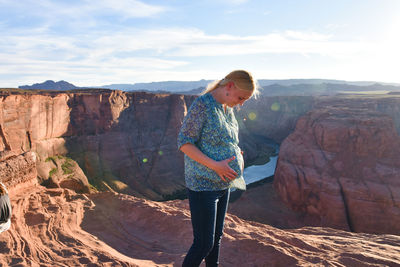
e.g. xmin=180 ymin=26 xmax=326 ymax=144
xmin=243 ymin=155 xmax=278 ymax=185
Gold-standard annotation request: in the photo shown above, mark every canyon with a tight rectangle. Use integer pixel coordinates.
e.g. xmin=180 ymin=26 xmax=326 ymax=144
xmin=0 ymin=89 xmax=191 ymax=200
xmin=1 ymin=89 xmax=400 ymax=265
xmin=0 ymin=89 xmax=310 ymax=200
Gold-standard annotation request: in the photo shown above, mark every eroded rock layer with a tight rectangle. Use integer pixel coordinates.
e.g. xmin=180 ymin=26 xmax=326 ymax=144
xmin=274 ymin=104 xmax=400 ymax=234
xmin=0 ymin=90 xmax=192 ymax=199
xmin=1 ymin=90 xmax=301 ymax=200
xmin=2 ymin=89 xmax=400 ymax=233
xmin=0 ymin=151 xmax=37 ymax=191
xmin=1 ymin=185 xmax=399 ymax=266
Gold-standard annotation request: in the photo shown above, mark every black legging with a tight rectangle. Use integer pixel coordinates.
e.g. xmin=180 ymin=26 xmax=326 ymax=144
xmin=182 ymin=189 xmax=230 ymax=267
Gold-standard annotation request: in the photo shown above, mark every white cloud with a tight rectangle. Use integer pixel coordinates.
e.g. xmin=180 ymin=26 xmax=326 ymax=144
xmin=284 ymin=31 xmax=332 ymax=41
xmin=215 ymin=0 xmax=249 ymax=5
xmin=325 ymin=23 xmax=348 ymax=31
xmin=1 ymin=0 xmax=166 ymax=18
xmin=140 ymin=29 xmax=373 ymax=58
xmin=0 ymin=0 xmax=167 ymax=35
xmin=94 ymin=0 xmax=167 ymax=18
xmin=80 ymin=28 xmax=368 ymax=59
xmin=0 ymin=23 xmax=398 ymax=86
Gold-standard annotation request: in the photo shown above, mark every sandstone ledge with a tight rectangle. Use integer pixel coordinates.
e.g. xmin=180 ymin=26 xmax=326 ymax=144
xmin=1 ymin=186 xmax=399 ymax=266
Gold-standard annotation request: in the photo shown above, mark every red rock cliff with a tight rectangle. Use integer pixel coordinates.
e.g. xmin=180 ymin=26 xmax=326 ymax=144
xmin=274 ymin=98 xmax=400 ymax=234
xmin=2 ymin=89 xmax=304 ymax=200
xmin=0 ymin=90 xmax=192 ymax=200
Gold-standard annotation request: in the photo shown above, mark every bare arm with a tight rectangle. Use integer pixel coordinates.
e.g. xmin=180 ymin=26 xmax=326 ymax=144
xmin=180 ymin=143 xmax=237 ymax=182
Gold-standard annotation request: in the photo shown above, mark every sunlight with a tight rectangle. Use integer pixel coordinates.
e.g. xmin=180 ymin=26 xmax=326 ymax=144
xmin=373 ymin=6 xmax=400 ymax=82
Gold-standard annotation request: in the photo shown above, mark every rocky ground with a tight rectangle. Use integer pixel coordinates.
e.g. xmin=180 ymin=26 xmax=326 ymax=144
xmin=1 ymin=184 xmax=400 ymax=267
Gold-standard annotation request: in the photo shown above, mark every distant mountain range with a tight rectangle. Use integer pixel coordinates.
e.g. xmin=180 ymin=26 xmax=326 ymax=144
xmin=19 ymin=80 xmax=79 ymax=91
xmin=96 ymin=79 xmax=400 ymax=92
xmin=98 ymin=80 xmax=212 ymax=92
xmin=17 ymin=79 xmax=400 ymax=96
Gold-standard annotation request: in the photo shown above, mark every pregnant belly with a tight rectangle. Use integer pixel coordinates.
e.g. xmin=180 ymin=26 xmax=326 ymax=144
xmin=203 ymin=145 xmax=244 ymax=177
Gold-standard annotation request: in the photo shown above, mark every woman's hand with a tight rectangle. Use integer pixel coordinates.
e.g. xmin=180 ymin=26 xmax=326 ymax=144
xmin=180 ymin=144 xmax=238 ymax=182
xmin=210 ymin=156 xmax=238 ymax=182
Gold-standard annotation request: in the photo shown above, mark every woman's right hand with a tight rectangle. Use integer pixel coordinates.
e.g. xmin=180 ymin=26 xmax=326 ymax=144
xmin=210 ymin=156 xmax=238 ymax=182
xmin=179 ymin=144 xmax=238 ymax=182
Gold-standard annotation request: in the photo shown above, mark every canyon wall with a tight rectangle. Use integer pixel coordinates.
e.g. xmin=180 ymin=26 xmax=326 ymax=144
xmin=1 ymin=90 xmax=305 ymax=200
xmin=64 ymin=91 xmax=193 ymax=199
xmin=237 ymin=96 xmax=315 ymax=166
xmin=274 ymin=95 xmax=400 ymax=234
xmin=238 ymin=96 xmax=315 ymax=143
xmin=1 ymin=90 xmax=400 ymax=265
xmin=0 ymin=90 xmax=193 ymax=200
xmin=2 ymin=89 xmax=400 ymax=235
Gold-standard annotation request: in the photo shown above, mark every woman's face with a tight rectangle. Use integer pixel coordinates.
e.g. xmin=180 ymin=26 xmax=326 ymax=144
xmin=225 ymin=82 xmax=253 ymax=107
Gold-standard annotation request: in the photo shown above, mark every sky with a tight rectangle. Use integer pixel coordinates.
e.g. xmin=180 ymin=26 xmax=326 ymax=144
xmin=1 ymin=0 xmax=400 ymax=87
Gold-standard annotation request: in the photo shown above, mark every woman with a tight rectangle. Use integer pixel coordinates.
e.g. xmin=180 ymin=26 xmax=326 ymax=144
xmin=177 ymin=70 xmax=259 ymax=266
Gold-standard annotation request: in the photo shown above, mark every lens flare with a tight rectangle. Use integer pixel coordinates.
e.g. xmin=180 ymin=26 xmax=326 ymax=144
xmin=271 ymin=102 xmax=280 ymax=111
xmin=248 ymin=112 xmax=257 ymax=120
xmin=142 ymin=158 xmax=148 ymax=163
xmin=158 ymin=151 xmax=163 ymax=156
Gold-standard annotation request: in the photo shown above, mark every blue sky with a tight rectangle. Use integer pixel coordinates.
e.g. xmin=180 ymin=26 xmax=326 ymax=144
xmin=1 ymin=0 xmax=399 ymax=87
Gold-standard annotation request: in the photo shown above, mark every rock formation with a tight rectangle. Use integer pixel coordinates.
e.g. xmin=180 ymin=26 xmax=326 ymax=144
xmin=229 ymin=181 xmax=318 ymax=229
xmin=1 ymin=183 xmax=399 ymax=266
xmin=2 ymin=88 xmax=400 ymax=235
xmin=0 ymin=89 xmax=191 ymax=200
xmin=238 ymin=96 xmax=315 ymax=143
xmin=1 ymin=89 xmax=294 ymax=200
xmin=2 ymin=89 xmax=400 ymax=265
xmin=37 ymin=155 xmax=91 ymax=193
xmin=0 ymin=151 xmax=38 ymax=192
xmin=274 ymin=100 xmax=400 ymax=234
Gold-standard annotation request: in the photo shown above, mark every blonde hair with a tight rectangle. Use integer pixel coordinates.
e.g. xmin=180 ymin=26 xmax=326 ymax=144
xmin=202 ymin=70 xmax=259 ymax=98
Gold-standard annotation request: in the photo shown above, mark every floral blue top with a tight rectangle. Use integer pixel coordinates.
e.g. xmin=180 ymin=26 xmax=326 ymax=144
xmin=177 ymin=93 xmax=245 ymax=191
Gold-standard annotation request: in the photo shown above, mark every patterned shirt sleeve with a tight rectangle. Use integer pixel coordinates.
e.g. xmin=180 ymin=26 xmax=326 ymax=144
xmin=177 ymin=97 xmax=207 ymax=150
